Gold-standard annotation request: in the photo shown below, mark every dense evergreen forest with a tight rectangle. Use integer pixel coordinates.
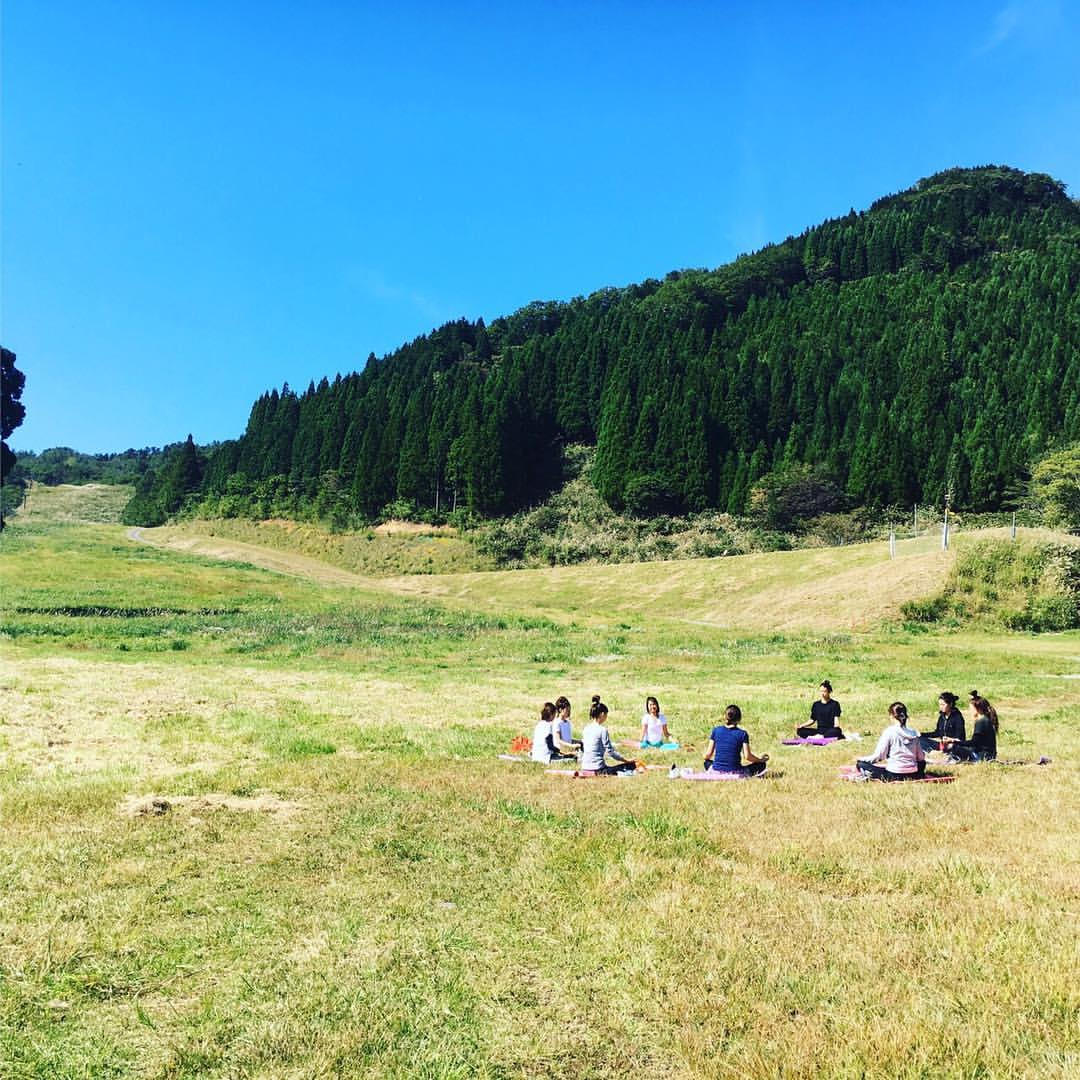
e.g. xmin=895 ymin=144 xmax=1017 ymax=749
xmin=123 ymin=166 xmax=1080 ymax=527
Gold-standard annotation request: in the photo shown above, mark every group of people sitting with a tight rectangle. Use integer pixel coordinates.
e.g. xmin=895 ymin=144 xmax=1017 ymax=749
xmin=797 ymin=682 xmax=999 ymax=779
xmin=528 ymin=682 xmax=1000 ymax=780
xmin=853 ymin=689 xmax=999 ymax=780
xmin=530 ymin=694 xmax=646 ymax=775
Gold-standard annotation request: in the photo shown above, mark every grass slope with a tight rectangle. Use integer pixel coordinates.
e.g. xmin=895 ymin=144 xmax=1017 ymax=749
xmin=143 ymin=518 xmax=1008 ymax=631
xmin=11 ymin=482 xmax=133 ymax=525
xmin=165 ymin=517 xmax=489 ymax=577
xmin=1 ymin=491 xmax=1078 ymax=1078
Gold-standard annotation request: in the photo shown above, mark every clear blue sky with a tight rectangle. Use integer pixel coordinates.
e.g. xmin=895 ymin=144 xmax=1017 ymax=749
xmin=4 ymin=0 xmax=1079 ymax=453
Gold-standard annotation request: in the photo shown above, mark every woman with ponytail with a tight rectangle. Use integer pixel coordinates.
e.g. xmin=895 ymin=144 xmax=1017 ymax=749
xmin=856 ymin=702 xmax=927 ymax=781
xmin=580 ymin=696 xmax=638 ymax=775
xmin=943 ymin=693 xmax=998 ymax=762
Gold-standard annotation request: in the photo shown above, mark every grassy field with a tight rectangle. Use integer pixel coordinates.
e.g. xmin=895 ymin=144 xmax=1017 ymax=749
xmin=2 ymin=488 xmax=1078 ymax=1078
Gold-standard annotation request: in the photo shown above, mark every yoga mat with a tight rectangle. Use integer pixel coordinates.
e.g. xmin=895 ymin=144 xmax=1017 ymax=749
xmin=839 ymin=765 xmax=955 ymax=784
xmin=621 ymin=740 xmax=681 ymax=751
xmin=544 ymin=768 xmax=637 ymax=779
xmin=677 ymin=769 xmax=765 ymax=781
xmin=782 ymin=737 xmax=841 ymax=745
xmin=545 ymin=765 xmax=666 ymax=778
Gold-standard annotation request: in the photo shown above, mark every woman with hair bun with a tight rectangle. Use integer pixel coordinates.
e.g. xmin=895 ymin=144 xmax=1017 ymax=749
xmin=856 ymin=702 xmax=926 ymax=780
xmin=796 ymin=680 xmax=844 ymax=740
xmin=919 ymin=691 xmax=966 ymax=753
xmin=580 ymin=696 xmax=638 ymax=775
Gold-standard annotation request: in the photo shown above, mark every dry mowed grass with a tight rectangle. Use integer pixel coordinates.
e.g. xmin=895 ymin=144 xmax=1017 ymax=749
xmin=13 ymin=482 xmax=132 ymax=525
xmin=156 ymin=516 xmax=487 ymax=579
xmin=1 ymin=499 xmax=1078 ymax=1077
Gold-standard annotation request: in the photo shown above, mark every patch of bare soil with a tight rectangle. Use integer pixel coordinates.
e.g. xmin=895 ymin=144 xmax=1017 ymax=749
xmin=121 ymin=791 xmax=301 ymax=818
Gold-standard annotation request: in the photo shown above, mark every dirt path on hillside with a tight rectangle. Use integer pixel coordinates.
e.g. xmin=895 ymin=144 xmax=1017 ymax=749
xmin=130 ymin=527 xmax=379 ymax=589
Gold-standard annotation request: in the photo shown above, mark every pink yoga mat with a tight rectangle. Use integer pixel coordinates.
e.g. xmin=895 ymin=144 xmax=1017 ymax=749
xmin=782 ymin=737 xmax=841 ymax=745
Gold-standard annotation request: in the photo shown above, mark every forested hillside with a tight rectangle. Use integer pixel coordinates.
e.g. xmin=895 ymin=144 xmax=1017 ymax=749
xmin=10 ymin=446 xmax=171 ymax=486
xmin=124 ymin=166 xmax=1080 ymax=527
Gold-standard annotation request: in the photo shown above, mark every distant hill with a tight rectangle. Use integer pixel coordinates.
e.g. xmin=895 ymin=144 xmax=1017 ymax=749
xmin=125 ymin=165 xmax=1080 ymax=526
xmin=10 ymin=445 xmax=172 ymax=487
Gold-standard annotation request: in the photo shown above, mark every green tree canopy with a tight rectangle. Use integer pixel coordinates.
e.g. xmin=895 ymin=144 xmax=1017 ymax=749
xmin=1031 ymin=445 xmax=1080 ymax=532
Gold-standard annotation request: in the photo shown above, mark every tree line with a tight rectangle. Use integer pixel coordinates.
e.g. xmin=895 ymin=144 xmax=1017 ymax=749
xmin=123 ymin=166 xmax=1080 ymax=527
xmin=8 ymin=445 xmax=173 ymax=487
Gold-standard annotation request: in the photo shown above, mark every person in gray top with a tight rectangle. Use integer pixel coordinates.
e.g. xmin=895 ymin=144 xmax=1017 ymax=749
xmin=856 ymin=702 xmax=927 ymax=781
xmin=579 ymin=696 xmax=638 ymax=775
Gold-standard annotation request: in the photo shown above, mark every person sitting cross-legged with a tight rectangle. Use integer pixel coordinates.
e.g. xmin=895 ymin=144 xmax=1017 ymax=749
xmin=704 ymin=704 xmax=769 ymax=777
xmin=795 ymin=679 xmax=844 ymax=740
xmin=530 ymin=702 xmax=578 ymax=765
xmin=580 ymin=696 xmax=638 ymax=775
xmin=919 ymin=691 xmax=965 ymax=754
xmin=856 ymin=702 xmax=926 ymax=781
xmin=943 ymin=693 xmax=998 ymax=763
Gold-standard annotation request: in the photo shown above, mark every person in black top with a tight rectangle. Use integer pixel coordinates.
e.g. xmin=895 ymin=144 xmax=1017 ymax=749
xmin=796 ymin=680 xmax=844 ymax=739
xmin=918 ymin=691 xmax=965 ymax=753
xmin=945 ymin=692 xmax=998 ymax=762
